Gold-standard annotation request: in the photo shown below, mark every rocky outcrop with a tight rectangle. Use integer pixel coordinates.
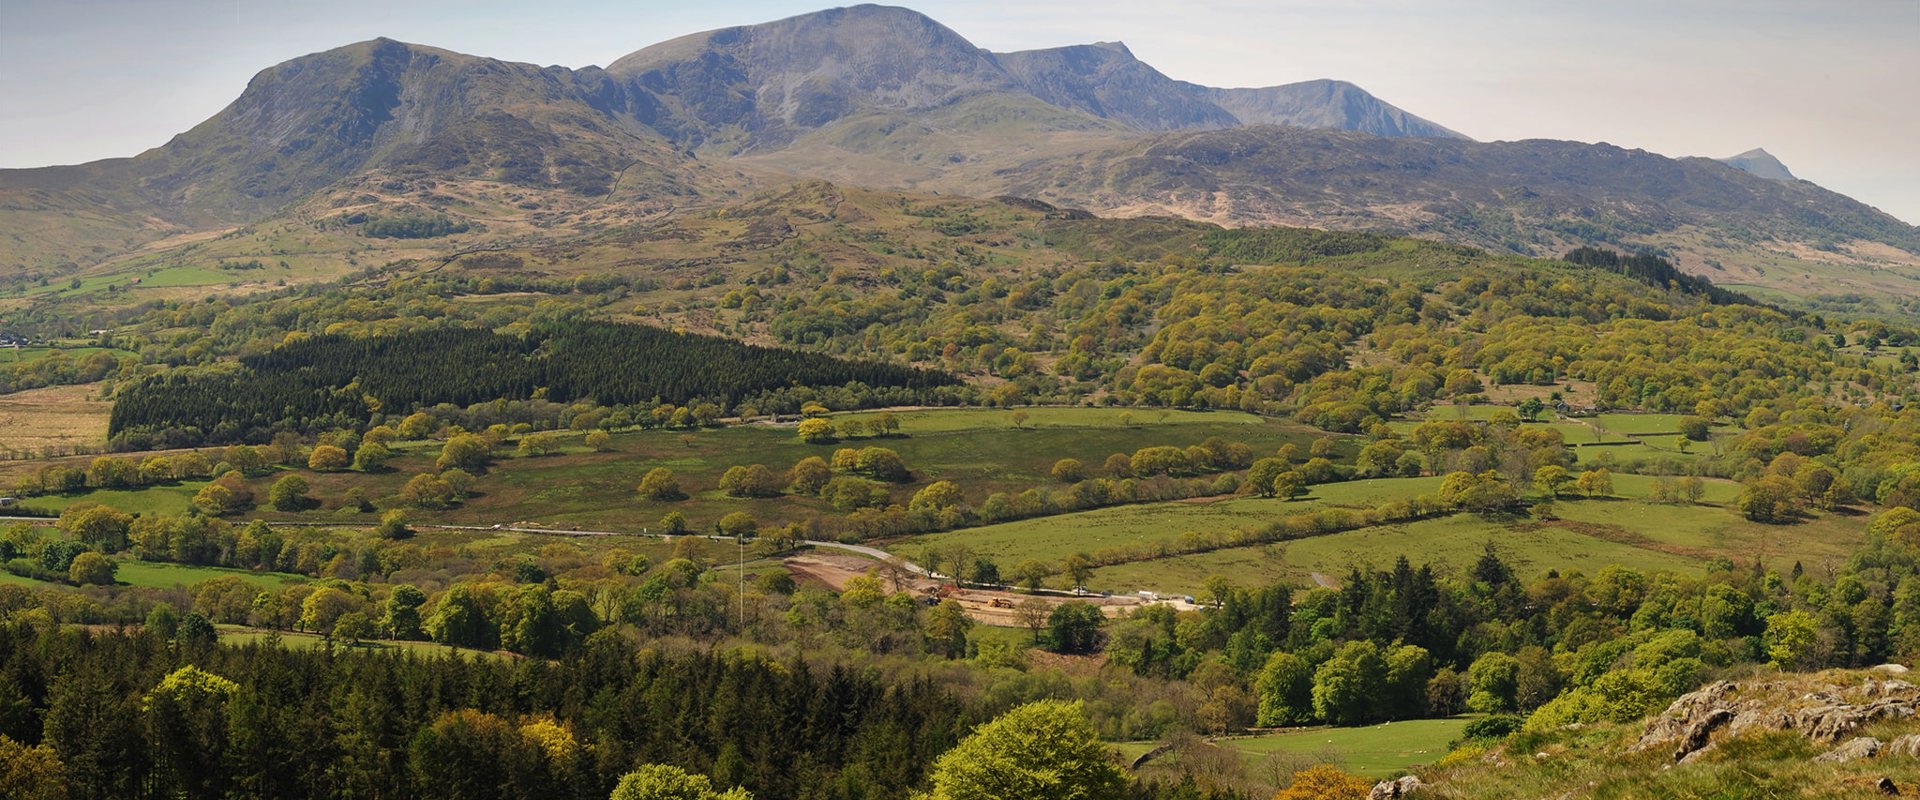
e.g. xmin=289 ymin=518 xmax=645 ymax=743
xmin=1635 ymin=676 xmax=1920 ymax=764
xmin=1369 ymin=775 xmax=1423 ymax=799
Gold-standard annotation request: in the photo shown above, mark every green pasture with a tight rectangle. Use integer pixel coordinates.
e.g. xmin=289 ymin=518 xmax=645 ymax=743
xmin=217 ymin=625 xmax=510 ymax=660
xmin=1221 ymin=717 xmax=1473 ymax=777
xmin=887 ymin=476 xmax=1445 ymax=568
xmin=114 ymin=560 xmax=306 ymax=590
xmin=257 ymin=410 xmax=1325 ymax=533
xmin=21 ymin=482 xmax=208 ymax=517
xmin=835 ymin=406 xmax=1262 ymax=434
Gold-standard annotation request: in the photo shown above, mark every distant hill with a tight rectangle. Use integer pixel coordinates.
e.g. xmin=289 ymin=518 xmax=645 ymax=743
xmin=1718 ymin=147 xmax=1797 ymax=181
xmin=985 ymin=126 xmax=1920 ymax=286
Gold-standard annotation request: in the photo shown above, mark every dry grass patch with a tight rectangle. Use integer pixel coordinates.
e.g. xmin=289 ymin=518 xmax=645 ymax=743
xmin=0 ymin=382 xmax=111 ymax=455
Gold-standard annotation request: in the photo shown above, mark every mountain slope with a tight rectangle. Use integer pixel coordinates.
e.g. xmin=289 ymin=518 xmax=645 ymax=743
xmin=1202 ymin=79 xmax=1468 ymax=139
xmin=994 ymin=42 xmax=1242 ymax=131
xmin=608 ymin=4 xmax=1023 ymax=150
xmin=987 ymin=125 xmax=1920 ymax=293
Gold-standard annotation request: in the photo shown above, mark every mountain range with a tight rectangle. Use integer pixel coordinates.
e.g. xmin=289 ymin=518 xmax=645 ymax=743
xmin=1 ymin=3 xmax=1915 ymax=303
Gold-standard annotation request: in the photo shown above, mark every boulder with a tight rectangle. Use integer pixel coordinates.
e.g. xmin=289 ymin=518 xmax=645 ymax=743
xmin=1885 ymin=734 xmax=1920 ymax=758
xmin=1368 ymin=775 xmax=1423 ymax=799
xmin=1814 ymin=736 xmax=1882 ymax=763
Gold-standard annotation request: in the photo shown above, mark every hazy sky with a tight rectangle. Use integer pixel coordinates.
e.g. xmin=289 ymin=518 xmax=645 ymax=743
xmin=3 ymin=0 xmax=1915 ymax=223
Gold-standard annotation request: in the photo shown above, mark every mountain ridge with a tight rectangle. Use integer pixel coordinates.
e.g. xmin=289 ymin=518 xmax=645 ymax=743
xmin=1 ymin=3 xmax=1914 ymax=305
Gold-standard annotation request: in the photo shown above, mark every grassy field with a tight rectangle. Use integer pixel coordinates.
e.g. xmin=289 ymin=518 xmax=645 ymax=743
xmin=22 ymin=407 xmax=1328 ymax=537
xmin=835 ymin=407 xmax=1261 ymax=434
xmin=1118 ymin=717 xmax=1472 ymax=779
xmin=115 ymin=560 xmax=306 ymax=590
xmin=1221 ymin=717 xmax=1472 ymax=777
xmin=0 ymin=382 xmax=112 ymax=453
xmin=21 ymin=480 xmax=210 ymax=517
xmin=217 ymin=625 xmax=511 ymax=660
xmin=1084 ymin=512 xmax=1713 ymax=596
xmin=886 ymin=476 xmax=1445 ymax=567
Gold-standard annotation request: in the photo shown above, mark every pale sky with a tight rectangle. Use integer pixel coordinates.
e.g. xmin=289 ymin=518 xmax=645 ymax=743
xmin=2 ymin=0 xmax=1915 ymax=223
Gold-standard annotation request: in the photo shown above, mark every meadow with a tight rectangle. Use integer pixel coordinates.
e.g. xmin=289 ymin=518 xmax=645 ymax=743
xmin=0 ymin=382 xmax=112 ymax=454
xmin=19 ymin=407 xmax=1325 ymax=536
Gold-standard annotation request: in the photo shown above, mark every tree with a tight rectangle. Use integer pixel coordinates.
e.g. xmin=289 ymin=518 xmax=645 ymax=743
xmin=398 ymin=473 xmax=457 ymax=509
xmin=1271 ymin=470 xmax=1307 ymax=501
xmin=143 ymin=666 xmax=240 ymax=799
xmin=385 ymin=584 xmax=427 ymax=639
xmin=1016 ymin=597 xmax=1051 ymax=642
xmin=1013 ymin=559 xmax=1056 ymax=590
xmin=0 ymin=735 xmax=68 ymax=800
xmin=610 ymin=764 xmax=752 ymax=800
xmin=1048 ymin=601 xmax=1105 ymax=654
xmin=517 ymin=432 xmax=561 ymax=457
xmin=1255 ymin=651 xmax=1315 ymax=726
xmin=268 ymin=474 xmax=311 ymax=512
xmin=925 ymin=599 xmax=973 ymax=658
xmin=853 ymin=447 xmax=910 ymax=482
xmin=718 ymin=511 xmax=757 ymax=540
xmin=351 ymin=441 xmax=391 ymax=472
xmin=1247 ymin=457 xmax=1287 ymax=498
xmin=436 ymin=433 xmax=490 ymax=473
xmin=584 ymin=430 xmax=612 ymax=451
xmin=308 ymin=444 xmax=350 ymax=472
xmin=1576 ymin=468 xmax=1614 ymax=498
xmin=797 ymin=418 xmax=836 ymax=444
xmin=376 ymin=509 xmax=412 ymax=539
xmin=1518 ymin=397 xmax=1546 ymax=421
xmin=1765 ymin=609 xmax=1822 ymax=669
xmin=924 ymin=700 xmax=1124 ymax=800
xmin=637 ymin=468 xmax=686 ymax=501
xmin=1532 ymin=465 xmax=1572 ymax=498
xmin=59 ymin=502 xmax=133 ymax=553
xmin=1678 ymin=416 xmax=1711 ymax=442
xmin=1050 ymin=458 xmax=1085 ymax=483
xmin=719 ymin=464 xmax=781 ymax=498
xmin=1312 ymin=640 xmax=1387 ymax=725
xmin=1739 ymin=475 xmax=1800 ymax=523
xmin=910 ymin=480 xmax=964 ymax=511
xmin=659 ymin=511 xmax=689 ymax=535
xmin=193 ymin=471 xmax=254 ymax=516
xmin=333 ymin=612 xmax=375 ymax=645
xmin=1467 ymin=651 xmax=1521 ymax=713
xmin=787 ymin=457 xmax=831 ymax=495
xmin=68 ymin=551 xmax=115 ymax=586
xmin=397 ymin=412 xmax=437 ymax=439
xmin=1062 ymin=553 xmax=1094 ymax=591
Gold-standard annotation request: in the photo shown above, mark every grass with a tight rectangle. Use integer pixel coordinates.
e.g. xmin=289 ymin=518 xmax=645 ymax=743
xmin=217 ymin=625 xmax=510 ymax=660
xmin=1217 ymin=717 xmax=1474 ymax=777
xmin=0 ymin=382 xmax=112 ymax=453
xmin=115 ymin=560 xmax=306 ymax=589
xmin=33 ymin=410 xmax=1326 ymax=538
xmin=1593 ymin=413 xmax=1687 ymax=435
xmin=20 ymin=481 xmax=209 ymax=517
xmin=835 ymin=407 xmax=1261 ymax=434
xmin=886 ymin=476 xmax=1445 ymax=568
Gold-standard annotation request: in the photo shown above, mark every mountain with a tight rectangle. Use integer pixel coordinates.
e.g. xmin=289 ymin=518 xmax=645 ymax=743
xmin=1719 ymin=147 xmax=1796 ymax=181
xmin=986 ymin=126 xmax=1920 ymax=293
xmin=3 ymin=3 xmax=1916 ymax=305
xmin=608 ymin=4 xmax=1026 ymax=150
